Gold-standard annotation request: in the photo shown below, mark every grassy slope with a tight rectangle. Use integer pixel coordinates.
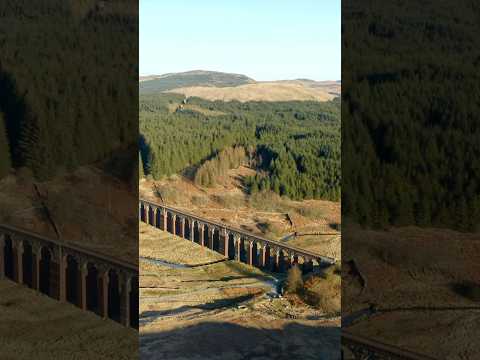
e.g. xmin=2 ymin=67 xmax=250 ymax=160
xmin=139 ymin=70 xmax=255 ymax=94
xmin=0 ymin=279 xmax=137 ymax=360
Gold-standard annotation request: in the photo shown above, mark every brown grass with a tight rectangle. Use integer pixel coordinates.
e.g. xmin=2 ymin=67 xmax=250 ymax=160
xmin=166 ymin=82 xmax=337 ymax=102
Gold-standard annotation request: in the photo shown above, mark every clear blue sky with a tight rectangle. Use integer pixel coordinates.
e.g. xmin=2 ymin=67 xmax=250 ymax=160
xmin=140 ymin=0 xmax=340 ymax=81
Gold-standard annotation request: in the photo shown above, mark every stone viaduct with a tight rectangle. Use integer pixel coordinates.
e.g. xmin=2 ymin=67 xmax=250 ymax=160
xmin=0 ymin=224 xmax=139 ymax=328
xmin=139 ymin=199 xmax=335 ymax=273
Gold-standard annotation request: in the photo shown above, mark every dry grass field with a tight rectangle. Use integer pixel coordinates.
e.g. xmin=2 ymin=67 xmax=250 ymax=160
xmin=0 ymin=279 xmax=137 ymax=359
xmin=166 ymin=81 xmax=339 ymax=102
xmin=139 ymin=223 xmax=340 ymax=360
xmin=342 ymin=223 xmax=480 ymax=359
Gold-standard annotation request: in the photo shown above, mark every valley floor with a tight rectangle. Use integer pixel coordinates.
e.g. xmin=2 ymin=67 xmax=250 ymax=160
xmin=139 ymin=223 xmax=340 ymax=360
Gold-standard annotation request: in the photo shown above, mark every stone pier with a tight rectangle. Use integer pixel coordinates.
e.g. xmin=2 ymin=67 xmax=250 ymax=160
xmin=0 ymin=224 xmax=138 ymax=329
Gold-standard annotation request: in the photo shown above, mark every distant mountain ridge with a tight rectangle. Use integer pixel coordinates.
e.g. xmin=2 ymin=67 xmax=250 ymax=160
xmin=139 ymin=70 xmax=255 ymax=93
xmin=139 ymin=70 xmax=340 ymax=102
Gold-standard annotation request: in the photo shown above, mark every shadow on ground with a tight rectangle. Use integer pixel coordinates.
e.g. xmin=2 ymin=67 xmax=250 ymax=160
xmin=140 ymin=321 xmax=340 ymax=360
xmin=140 ymin=294 xmax=256 ymax=323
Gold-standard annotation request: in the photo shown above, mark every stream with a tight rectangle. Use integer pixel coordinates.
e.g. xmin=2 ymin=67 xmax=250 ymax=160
xmin=140 ymin=256 xmax=282 ymax=296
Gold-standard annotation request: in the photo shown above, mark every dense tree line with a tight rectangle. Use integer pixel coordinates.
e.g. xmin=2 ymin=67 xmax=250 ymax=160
xmin=140 ymin=94 xmax=340 ymax=201
xmin=343 ymin=1 xmax=480 ymax=231
xmin=0 ymin=0 xmax=137 ymax=180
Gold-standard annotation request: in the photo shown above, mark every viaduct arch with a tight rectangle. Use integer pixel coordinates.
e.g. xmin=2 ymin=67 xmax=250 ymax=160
xmin=139 ymin=199 xmax=335 ymax=273
xmin=0 ymin=224 xmax=138 ymax=329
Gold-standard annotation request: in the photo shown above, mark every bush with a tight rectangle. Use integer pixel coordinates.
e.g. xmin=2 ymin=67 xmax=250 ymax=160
xmin=452 ymin=281 xmax=480 ymax=301
xmin=297 ymin=206 xmax=324 ymax=220
xmin=302 ymin=267 xmax=341 ymax=314
xmin=191 ymin=195 xmax=208 ymax=207
xmin=212 ymin=194 xmax=245 ymax=209
xmin=285 ymin=265 xmax=304 ymax=294
xmin=249 ymin=190 xmax=287 ymax=212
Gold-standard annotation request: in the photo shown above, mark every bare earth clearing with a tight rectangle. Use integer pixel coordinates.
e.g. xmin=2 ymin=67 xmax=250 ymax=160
xmin=0 ymin=279 xmax=137 ymax=359
xmin=166 ymin=81 xmax=339 ymax=103
xmin=343 ymin=223 xmax=480 ymax=359
xmin=140 ymin=166 xmax=340 ymax=261
xmin=139 ymin=223 xmax=340 ymax=360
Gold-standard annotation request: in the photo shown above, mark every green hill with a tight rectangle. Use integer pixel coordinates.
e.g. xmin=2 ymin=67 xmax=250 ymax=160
xmin=139 ymin=70 xmax=255 ymax=94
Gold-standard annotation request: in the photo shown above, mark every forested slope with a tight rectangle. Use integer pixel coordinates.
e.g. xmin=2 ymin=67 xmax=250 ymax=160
xmin=0 ymin=0 xmax=137 ymax=180
xmin=139 ymin=70 xmax=254 ymax=94
xmin=140 ymin=94 xmax=341 ymax=201
xmin=343 ymin=1 xmax=480 ymax=231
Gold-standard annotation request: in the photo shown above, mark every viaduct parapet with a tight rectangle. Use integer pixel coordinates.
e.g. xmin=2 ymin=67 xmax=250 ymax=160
xmin=139 ymin=199 xmax=335 ymax=273
xmin=0 ymin=224 xmax=139 ymax=328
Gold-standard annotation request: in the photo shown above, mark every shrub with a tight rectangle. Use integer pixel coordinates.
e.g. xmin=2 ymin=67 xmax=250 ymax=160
xmin=452 ymin=281 xmax=480 ymax=301
xmin=297 ymin=206 xmax=324 ymax=220
xmin=285 ymin=265 xmax=304 ymax=294
xmin=212 ymin=194 xmax=244 ymax=209
xmin=302 ymin=267 xmax=341 ymax=315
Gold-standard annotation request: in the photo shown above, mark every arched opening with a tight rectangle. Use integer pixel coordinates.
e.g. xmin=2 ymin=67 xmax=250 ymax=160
xmin=155 ymin=209 xmax=161 ymax=229
xmin=130 ymin=276 xmax=139 ymax=329
xmin=193 ymin=222 xmax=199 ymax=243
xmin=39 ymin=247 xmax=52 ymax=296
xmin=3 ymin=235 xmax=14 ymax=280
xmin=140 ymin=203 xmax=146 ymax=222
xmin=66 ymin=255 xmax=79 ymax=305
xmin=167 ymin=212 xmax=174 ymax=233
xmin=251 ymin=242 xmax=258 ymax=266
xmin=148 ymin=207 xmax=154 ymax=226
xmin=270 ymin=250 xmax=278 ymax=272
xmin=184 ymin=218 xmax=191 ymax=239
xmin=108 ymin=270 xmax=121 ymax=323
xmin=213 ymin=229 xmax=220 ymax=253
xmin=22 ymin=242 xmax=33 ymax=288
xmin=228 ymin=233 xmax=235 ymax=260
xmin=175 ymin=216 xmax=182 ymax=237
xmin=239 ymin=238 xmax=247 ymax=263
xmin=262 ymin=246 xmax=270 ymax=269
xmin=277 ymin=250 xmax=286 ymax=273
xmin=86 ymin=264 xmax=99 ymax=314
xmin=203 ymin=225 xmax=210 ymax=248
xmin=302 ymin=259 xmax=314 ymax=274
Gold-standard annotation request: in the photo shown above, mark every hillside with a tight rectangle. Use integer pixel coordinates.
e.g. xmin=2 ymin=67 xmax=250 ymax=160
xmin=139 ymin=70 xmax=255 ymax=93
xmin=140 ymin=94 xmax=341 ymax=202
xmin=139 ymin=70 xmax=340 ymax=102
xmin=165 ymin=81 xmax=338 ymax=102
